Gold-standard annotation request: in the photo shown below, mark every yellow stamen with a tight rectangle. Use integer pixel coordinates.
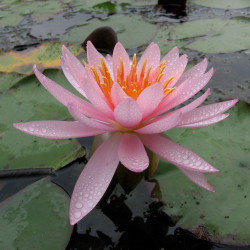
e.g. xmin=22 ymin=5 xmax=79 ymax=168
xmin=163 ymin=76 xmax=174 ymax=89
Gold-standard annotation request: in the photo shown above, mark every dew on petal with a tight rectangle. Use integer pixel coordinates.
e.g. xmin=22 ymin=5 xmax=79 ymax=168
xmin=74 ymin=211 xmax=82 ymax=219
xmin=75 ymin=202 xmax=83 ymax=209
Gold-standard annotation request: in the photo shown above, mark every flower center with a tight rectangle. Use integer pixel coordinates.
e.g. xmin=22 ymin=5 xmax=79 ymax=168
xmin=88 ymin=54 xmax=175 ymax=105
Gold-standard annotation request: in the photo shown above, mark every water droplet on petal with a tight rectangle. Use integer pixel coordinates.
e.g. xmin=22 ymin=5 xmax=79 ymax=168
xmin=75 ymin=202 xmax=83 ymax=209
xmin=74 ymin=211 xmax=81 ymax=219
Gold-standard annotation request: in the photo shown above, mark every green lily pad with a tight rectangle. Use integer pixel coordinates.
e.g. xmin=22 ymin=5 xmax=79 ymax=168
xmin=62 ymin=14 xmax=156 ymax=49
xmin=0 ymin=69 xmax=85 ymax=172
xmin=69 ymin=0 xmax=120 ymax=13
xmin=0 ymin=72 xmax=26 ymax=92
xmin=115 ymin=0 xmax=156 ymax=6
xmin=190 ymin=0 xmax=250 ymax=9
xmin=0 ymin=178 xmax=73 ymax=249
xmin=0 ymin=1 xmax=66 ymax=27
xmin=159 ymin=17 xmax=250 ymax=53
xmin=153 ymin=101 xmax=250 ymax=245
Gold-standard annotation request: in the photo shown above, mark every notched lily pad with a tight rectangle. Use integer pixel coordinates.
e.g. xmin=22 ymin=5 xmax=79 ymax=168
xmin=0 ymin=69 xmax=85 ymax=172
xmin=0 ymin=178 xmax=73 ymax=250
xmin=153 ymin=101 xmax=250 ymax=245
xmin=0 ymin=42 xmax=83 ymax=74
xmin=62 ymin=14 xmax=156 ymax=49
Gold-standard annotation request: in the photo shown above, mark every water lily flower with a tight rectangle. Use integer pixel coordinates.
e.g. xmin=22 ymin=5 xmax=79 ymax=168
xmin=13 ymin=41 xmax=238 ymax=225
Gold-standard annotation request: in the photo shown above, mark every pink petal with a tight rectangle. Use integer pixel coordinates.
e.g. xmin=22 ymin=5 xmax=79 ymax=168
xmin=161 ymin=55 xmax=188 ymax=88
xmin=110 ymin=82 xmax=128 ymax=106
xmin=135 ymin=111 xmax=181 ymax=134
xmin=178 ymin=99 xmax=238 ymax=126
xmin=138 ymin=42 xmax=161 ymax=74
xmin=118 ymin=133 xmax=149 ymax=172
xmin=69 ymin=132 xmax=122 ymax=225
xmin=161 ymin=47 xmax=179 ymax=66
xmin=112 ymin=42 xmax=130 ymax=81
xmin=13 ymin=121 xmax=106 ymax=139
xmin=177 ymin=88 xmax=211 ymax=114
xmin=83 ymin=69 xmax=114 ymax=119
xmin=137 ymin=83 xmax=163 ymax=118
xmin=86 ymin=41 xmax=103 ymax=69
xmin=175 ymin=58 xmax=208 ymax=87
xmin=33 ymin=65 xmax=102 ymax=119
xmin=61 ymin=45 xmax=87 ymax=98
xmin=114 ymin=98 xmax=142 ymax=128
xmin=67 ymin=103 xmax=116 ymax=131
xmin=177 ymin=113 xmax=229 ymax=128
xmin=140 ymin=134 xmax=219 ymax=172
xmin=156 ymin=68 xmax=214 ymax=116
xmin=180 ymin=169 xmax=215 ymax=192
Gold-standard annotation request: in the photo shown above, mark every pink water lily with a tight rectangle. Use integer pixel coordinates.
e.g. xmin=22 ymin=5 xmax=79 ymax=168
xmin=13 ymin=41 xmax=238 ymax=225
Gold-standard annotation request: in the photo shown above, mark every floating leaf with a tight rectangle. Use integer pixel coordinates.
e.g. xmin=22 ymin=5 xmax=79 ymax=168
xmin=115 ymin=0 xmax=156 ymax=6
xmin=157 ymin=17 xmax=250 ymax=53
xmin=0 ymin=178 xmax=73 ymax=250
xmin=190 ymin=0 xmax=250 ymax=9
xmin=0 ymin=72 xmax=26 ymax=92
xmin=153 ymin=101 xmax=250 ymax=245
xmin=0 ymin=69 xmax=85 ymax=172
xmin=0 ymin=43 xmax=83 ymax=74
xmin=0 ymin=0 xmax=67 ymax=27
xmin=62 ymin=15 xmax=156 ymax=49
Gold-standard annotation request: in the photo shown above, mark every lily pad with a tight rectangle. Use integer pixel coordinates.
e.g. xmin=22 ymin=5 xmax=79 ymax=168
xmin=159 ymin=17 xmax=250 ymax=53
xmin=0 ymin=1 xmax=66 ymax=27
xmin=115 ymin=0 xmax=156 ymax=6
xmin=62 ymin=14 xmax=156 ymax=49
xmin=0 ymin=69 xmax=85 ymax=172
xmin=69 ymin=0 xmax=120 ymax=13
xmin=0 ymin=72 xmax=26 ymax=92
xmin=190 ymin=0 xmax=250 ymax=9
xmin=0 ymin=178 xmax=73 ymax=249
xmin=0 ymin=43 xmax=83 ymax=74
xmin=153 ymin=101 xmax=250 ymax=245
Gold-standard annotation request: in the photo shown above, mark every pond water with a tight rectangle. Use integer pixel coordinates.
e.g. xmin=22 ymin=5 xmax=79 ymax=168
xmin=0 ymin=0 xmax=249 ymax=249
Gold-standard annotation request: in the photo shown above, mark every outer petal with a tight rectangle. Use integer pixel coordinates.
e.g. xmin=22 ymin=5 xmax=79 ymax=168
xmin=118 ymin=133 xmax=149 ymax=172
xmin=114 ymin=98 xmax=142 ymax=128
xmin=178 ymin=113 xmax=229 ymax=128
xmin=156 ymin=68 xmax=214 ymax=116
xmin=110 ymin=82 xmax=128 ymax=106
xmin=178 ymin=99 xmax=238 ymax=126
xmin=175 ymin=58 xmax=208 ymax=87
xmin=67 ymin=103 xmax=116 ymax=132
xmin=180 ymin=169 xmax=215 ymax=192
xmin=135 ymin=111 xmax=181 ymax=134
xmin=138 ymin=42 xmax=161 ymax=73
xmin=140 ymin=134 xmax=219 ymax=172
xmin=61 ymin=45 xmax=87 ymax=98
xmin=33 ymin=65 xmax=100 ymax=119
xmin=177 ymin=88 xmax=211 ymax=114
xmin=69 ymin=132 xmax=122 ymax=225
xmin=112 ymin=42 xmax=130 ymax=81
xmin=137 ymin=83 xmax=163 ymax=118
xmin=13 ymin=121 xmax=106 ymax=139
